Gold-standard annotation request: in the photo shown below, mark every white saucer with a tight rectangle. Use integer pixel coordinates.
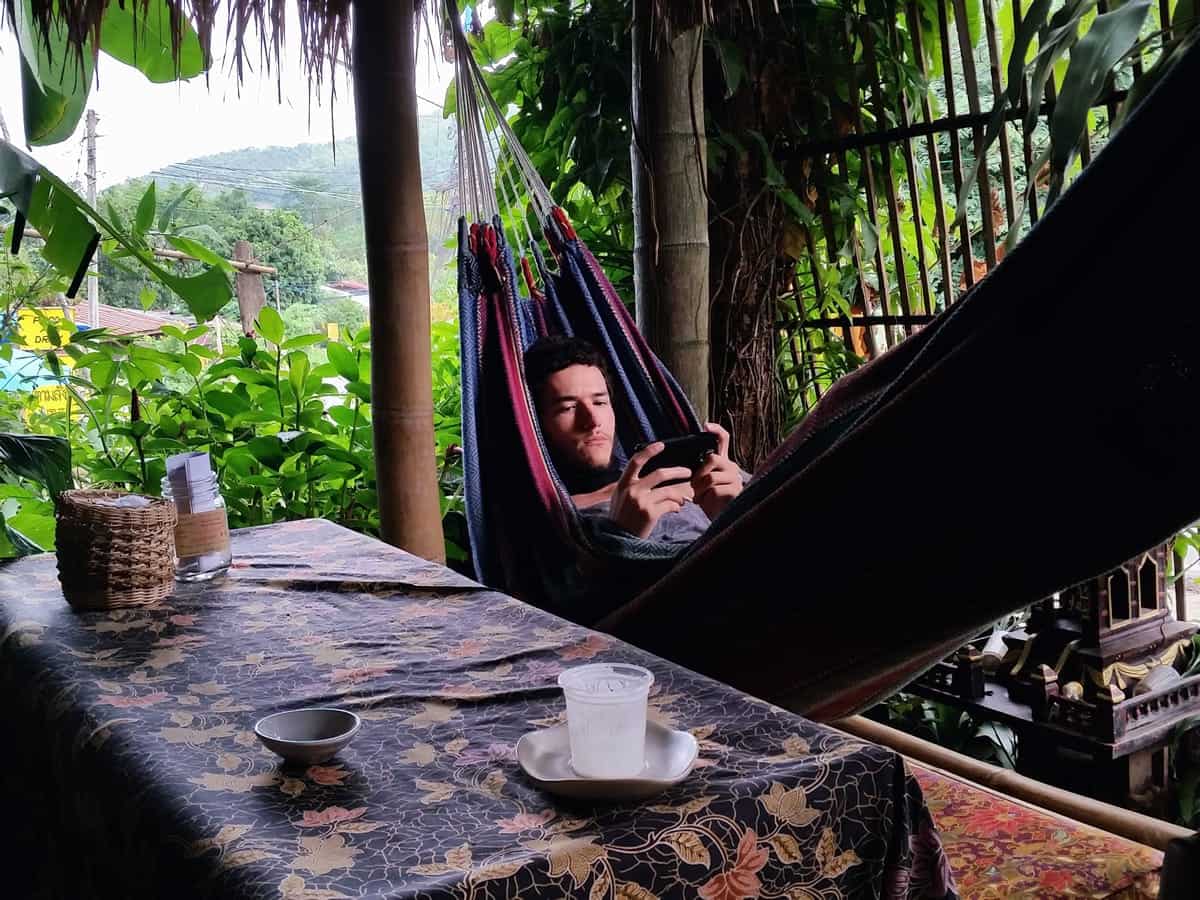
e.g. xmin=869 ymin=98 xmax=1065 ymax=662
xmin=516 ymin=721 xmax=699 ymax=801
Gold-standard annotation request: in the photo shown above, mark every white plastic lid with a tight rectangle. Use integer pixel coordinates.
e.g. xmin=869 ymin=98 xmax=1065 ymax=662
xmin=557 ymin=663 xmax=654 ymax=703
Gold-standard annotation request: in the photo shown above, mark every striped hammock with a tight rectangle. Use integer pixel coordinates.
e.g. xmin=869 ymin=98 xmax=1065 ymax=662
xmin=452 ymin=6 xmax=1200 ymax=720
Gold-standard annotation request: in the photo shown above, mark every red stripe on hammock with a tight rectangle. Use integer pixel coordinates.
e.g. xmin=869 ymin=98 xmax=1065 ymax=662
xmin=482 ymin=227 xmax=571 ymax=534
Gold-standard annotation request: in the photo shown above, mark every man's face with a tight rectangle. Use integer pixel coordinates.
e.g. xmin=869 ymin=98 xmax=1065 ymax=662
xmin=538 ymin=364 xmax=616 ymax=471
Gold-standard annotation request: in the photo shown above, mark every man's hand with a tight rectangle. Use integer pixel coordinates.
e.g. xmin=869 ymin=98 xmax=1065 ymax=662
xmin=692 ymin=423 xmax=743 ymax=519
xmin=608 ymin=442 xmax=695 ymax=538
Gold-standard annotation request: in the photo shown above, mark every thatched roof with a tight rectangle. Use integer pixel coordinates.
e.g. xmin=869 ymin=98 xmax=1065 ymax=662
xmin=3 ymin=1 xmax=352 ymax=89
xmin=647 ymin=0 xmax=779 ymax=43
xmin=6 ymin=1 xmax=778 ymax=78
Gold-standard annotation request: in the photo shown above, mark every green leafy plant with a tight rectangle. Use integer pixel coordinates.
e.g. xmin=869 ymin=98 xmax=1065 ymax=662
xmin=957 ymin=0 xmax=1198 ymax=243
xmin=457 ymin=1 xmax=977 ymax=429
xmin=2 ymin=140 xmax=234 ymax=321
xmin=13 ymin=312 xmax=464 ymax=560
xmin=10 ymin=0 xmax=207 ymax=146
xmin=877 ymin=692 xmax=1019 ymax=769
xmin=3 ymin=154 xmax=466 ymax=564
xmin=1171 ymin=707 xmax=1200 ymax=828
xmin=0 ymin=431 xmax=71 ymax=555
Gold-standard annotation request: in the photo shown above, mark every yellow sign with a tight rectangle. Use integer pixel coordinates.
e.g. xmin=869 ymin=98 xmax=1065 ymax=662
xmin=325 ymin=322 xmax=340 ymax=341
xmin=17 ymin=308 xmax=70 ymax=350
xmin=33 ymin=384 xmax=70 ymax=414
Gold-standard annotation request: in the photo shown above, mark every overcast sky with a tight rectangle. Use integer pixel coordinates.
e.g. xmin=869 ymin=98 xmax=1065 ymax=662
xmin=0 ymin=8 xmax=455 ymax=189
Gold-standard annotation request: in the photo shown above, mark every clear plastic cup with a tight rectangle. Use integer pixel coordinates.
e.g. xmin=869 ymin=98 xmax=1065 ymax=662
xmin=558 ymin=663 xmax=655 ymax=778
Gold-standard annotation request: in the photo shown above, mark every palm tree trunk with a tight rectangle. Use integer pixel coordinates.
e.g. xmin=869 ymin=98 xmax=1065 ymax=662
xmin=351 ymin=0 xmax=445 ymax=561
xmin=631 ymin=0 xmax=710 ymax=421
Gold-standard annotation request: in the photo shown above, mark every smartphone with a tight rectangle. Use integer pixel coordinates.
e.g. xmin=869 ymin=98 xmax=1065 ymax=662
xmin=635 ymin=432 xmax=720 ymax=486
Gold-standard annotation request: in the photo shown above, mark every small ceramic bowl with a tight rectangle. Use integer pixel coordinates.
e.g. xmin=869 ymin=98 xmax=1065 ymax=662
xmin=254 ymin=707 xmax=361 ymax=765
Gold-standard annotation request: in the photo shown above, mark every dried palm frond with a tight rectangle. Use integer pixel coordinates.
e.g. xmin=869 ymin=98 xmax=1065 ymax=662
xmin=2 ymin=0 xmax=360 ymax=92
xmin=646 ymin=0 xmax=779 ymax=43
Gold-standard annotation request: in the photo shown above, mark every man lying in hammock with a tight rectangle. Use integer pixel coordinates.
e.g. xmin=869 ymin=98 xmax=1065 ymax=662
xmin=524 ymin=335 xmax=746 ymax=543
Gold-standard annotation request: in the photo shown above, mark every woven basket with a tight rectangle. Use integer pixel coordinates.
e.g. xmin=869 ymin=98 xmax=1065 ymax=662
xmin=55 ymin=489 xmax=178 ymax=610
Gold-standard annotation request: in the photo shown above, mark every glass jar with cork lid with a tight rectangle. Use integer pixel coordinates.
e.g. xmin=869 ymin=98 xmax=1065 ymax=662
xmin=161 ymin=451 xmax=232 ymax=581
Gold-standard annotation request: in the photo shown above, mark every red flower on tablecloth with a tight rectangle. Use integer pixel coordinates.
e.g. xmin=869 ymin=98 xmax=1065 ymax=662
xmin=97 ymin=691 xmax=169 ymax=709
xmin=300 ymin=806 xmax=367 ymax=828
xmin=1038 ymin=868 xmax=1077 ymax=893
xmin=496 ymin=810 xmax=556 ymax=834
xmin=306 ymin=765 xmax=348 ymax=786
xmin=558 ymin=635 xmax=611 ymax=661
xmin=169 ymin=614 xmax=196 ymax=627
xmin=698 ymin=829 xmax=768 ymax=900
xmin=958 ymin=804 xmax=1026 ymax=835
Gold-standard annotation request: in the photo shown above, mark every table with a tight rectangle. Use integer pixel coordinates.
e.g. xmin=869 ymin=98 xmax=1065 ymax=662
xmin=911 ymin=763 xmax=1162 ymax=898
xmin=0 ymin=519 xmax=954 ymax=898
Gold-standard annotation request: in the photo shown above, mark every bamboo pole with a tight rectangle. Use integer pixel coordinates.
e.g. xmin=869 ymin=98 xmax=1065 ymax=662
xmin=837 ymin=715 xmax=1193 ymax=851
xmin=153 ymin=248 xmax=276 ymax=275
xmin=21 ymin=228 xmax=277 ymax=274
xmin=631 ymin=0 xmax=710 ymax=420
xmin=351 ymin=0 xmax=445 ymax=562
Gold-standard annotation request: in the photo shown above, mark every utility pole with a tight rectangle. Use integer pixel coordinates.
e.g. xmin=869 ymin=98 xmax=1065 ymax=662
xmin=85 ymin=109 xmax=99 ymax=328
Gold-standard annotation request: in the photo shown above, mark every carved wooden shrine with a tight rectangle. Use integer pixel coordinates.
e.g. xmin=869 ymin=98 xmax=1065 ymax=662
xmin=909 ymin=542 xmax=1200 ymax=815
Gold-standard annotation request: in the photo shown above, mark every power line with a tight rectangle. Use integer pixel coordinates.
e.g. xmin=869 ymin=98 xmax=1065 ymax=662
xmin=150 ymin=169 xmax=365 ymax=205
xmin=158 ymin=164 xmax=362 ymax=201
xmin=165 ymin=160 xmax=360 ymax=186
xmin=169 ymin=162 xmax=361 ymax=177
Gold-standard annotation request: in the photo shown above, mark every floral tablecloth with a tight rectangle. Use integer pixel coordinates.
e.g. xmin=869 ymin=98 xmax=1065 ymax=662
xmin=911 ymin=764 xmax=1161 ymax=899
xmin=0 ymin=519 xmax=954 ymax=898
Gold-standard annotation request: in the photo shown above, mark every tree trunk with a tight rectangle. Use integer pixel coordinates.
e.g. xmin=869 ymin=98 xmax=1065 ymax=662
xmin=352 ymin=0 xmax=445 ymax=562
xmin=706 ymin=36 xmax=789 ymax=470
xmin=631 ymin=0 xmax=710 ymax=422
xmin=708 ymin=198 xmax=787 ymax=469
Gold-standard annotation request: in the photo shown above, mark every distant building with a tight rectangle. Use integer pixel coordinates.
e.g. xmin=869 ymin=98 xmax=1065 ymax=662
xmin=70 ymin=302 xmax=196 ymax=339
xmin=327 ymin=279 xmax=369 ymax=296
xmin=324 ymin=280 xmax=370 ymax=309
